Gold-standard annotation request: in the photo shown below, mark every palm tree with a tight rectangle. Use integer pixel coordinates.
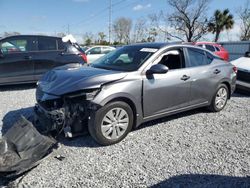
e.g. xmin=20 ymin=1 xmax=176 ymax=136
xmin=208 ymin=9 xmax=234 ymax=42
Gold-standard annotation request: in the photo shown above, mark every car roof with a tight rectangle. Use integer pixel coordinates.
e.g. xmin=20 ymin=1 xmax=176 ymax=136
xmin=0 ymin=35 xmax=62 ymax=41
xmin=88 ymin=45 xmax=115 ymax=48
xmin=126 ymin=42 xmax=180 ymax=49
xmin=195 ymin=42 xmax=221 ymax=45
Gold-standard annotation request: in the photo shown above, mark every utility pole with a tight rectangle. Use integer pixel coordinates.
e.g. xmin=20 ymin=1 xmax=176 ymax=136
xmin=109 ymin=0 xmax=112 ymax=44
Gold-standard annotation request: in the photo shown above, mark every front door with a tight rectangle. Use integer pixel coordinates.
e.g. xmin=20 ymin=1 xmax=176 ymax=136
xmin=0 ymin=36 xmax=36 ymax=84
xmin=143 ymin=48 xmax=191 ymax=117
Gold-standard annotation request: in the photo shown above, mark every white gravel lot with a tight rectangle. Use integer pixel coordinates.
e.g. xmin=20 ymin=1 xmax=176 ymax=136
xmin=0 ymin=85 xmax=249 ymax=188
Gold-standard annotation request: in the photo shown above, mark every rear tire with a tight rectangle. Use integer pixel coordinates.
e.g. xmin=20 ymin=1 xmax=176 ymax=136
xmin=88 ymin=101 xmax=133 ymax=146
xmin=208 ymin=84 xmax=229 ymax=112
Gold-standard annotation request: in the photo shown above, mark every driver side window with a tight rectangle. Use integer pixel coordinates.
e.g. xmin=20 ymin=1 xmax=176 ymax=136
xmin=158 ymin=49 xmax=184 ymax=70
xmin=0 ymin=39 xmax=28 ymax=54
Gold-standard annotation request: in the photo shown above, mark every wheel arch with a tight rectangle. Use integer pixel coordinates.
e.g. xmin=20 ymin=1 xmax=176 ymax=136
xmin=99 ymin=94 xmax=142 ymax=129
xmin=221 ymin=81 xmax=231 ymax=99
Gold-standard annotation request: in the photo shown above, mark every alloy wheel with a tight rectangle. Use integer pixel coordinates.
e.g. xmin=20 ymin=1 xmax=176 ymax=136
xmin=215 ymin=87 xmax=228 ymax=109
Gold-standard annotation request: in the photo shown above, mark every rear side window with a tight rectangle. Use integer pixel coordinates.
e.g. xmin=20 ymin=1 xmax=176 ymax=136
xmin=205 ymin=45 xmax=216 ymax=52
xmin=102 ymin=47 xmax=114 ymax=54
xmin=206 ymin=52 xmax=214 ymax=64
xmin=187 ymin=48 xmax=209 ymax=67
xmin=57 ymin=39 xmax=65 ymax=50
xmin=38 ymin=37 xmax=57 ymax=51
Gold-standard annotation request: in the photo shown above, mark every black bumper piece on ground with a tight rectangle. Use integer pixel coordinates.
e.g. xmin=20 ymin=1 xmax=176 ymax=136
xmin=0 ymin=116 xmax=56 ymax=178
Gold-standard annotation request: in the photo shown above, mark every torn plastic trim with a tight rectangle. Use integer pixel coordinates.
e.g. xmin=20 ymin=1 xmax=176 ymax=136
xmin=0 ymin=116 xmax=56 ymax=178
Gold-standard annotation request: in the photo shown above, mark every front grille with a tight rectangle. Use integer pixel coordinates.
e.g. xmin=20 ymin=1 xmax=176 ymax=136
xmin=38 ymin=99 xmax=63 ymax=110
xmin=237 ymin=70 xmax=250 ymax=83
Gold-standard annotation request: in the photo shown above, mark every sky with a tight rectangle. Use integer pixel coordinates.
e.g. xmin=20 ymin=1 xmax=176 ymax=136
xmin=0 ymin=0 xmax=246 ymax=43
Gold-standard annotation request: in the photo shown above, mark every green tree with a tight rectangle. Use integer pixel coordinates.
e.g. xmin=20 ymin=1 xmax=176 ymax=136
xmin=208 ymin=9 xmax=234 ymax=42
xmin=98 ymin=32 xmax=106 ymax=44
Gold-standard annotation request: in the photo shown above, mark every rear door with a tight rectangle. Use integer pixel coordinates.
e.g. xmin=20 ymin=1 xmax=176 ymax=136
xmin=0 ymin=36 xmax=36 ymax=84
xmin=33 ymin=36 xmax=61 ymax=80
xmin=186 ymin=47 xmax=220 ymax=105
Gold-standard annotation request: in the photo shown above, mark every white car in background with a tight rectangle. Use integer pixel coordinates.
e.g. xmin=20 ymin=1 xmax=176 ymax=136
xmin=231 ymin=52 xmax=250 ymax=92
xmin=85 ymin=46 xmax=115 ymax=63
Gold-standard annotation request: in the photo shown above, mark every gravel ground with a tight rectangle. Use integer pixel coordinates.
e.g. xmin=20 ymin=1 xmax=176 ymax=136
xmin=0 ymin=85 xmax=249 ymax=188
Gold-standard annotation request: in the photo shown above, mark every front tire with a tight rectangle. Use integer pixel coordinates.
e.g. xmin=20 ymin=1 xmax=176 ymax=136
xmin=208 ymin=84 xmax=229 ymax=112
xmin=88 ymin=101 xmax=133 ymax=146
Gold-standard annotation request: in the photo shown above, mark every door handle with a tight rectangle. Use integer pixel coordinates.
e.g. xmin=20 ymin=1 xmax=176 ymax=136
xmin=24 ymin=55 xmax=32 ymax=60
xmin=181 ymin=75 xmax=190 ymax=81
xmin=214 ymin=69 xmax=221 ymax=74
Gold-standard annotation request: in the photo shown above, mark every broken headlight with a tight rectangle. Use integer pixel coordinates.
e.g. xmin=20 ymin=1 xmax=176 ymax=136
xmin=85 ymin=89 xmax=100 ymax=100
xmin=65 ymin=89 xmax=100 ymax=101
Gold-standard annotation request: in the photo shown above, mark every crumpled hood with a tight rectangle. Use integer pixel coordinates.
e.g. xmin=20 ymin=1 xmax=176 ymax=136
xmin=38 ymin=66 xmax=127 ymax=96
xmin=231 ymin=57 xmax=250 ymax=71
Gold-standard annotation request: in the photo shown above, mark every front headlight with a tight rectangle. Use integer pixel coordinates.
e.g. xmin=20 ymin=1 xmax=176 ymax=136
xmin=65 ymin=89 xmax=100 ymax=100
xmin=85 ymin=89 xmax=100 ymax=100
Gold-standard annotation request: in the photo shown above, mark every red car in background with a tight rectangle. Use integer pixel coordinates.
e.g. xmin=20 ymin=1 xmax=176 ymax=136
xmin=195 ymin=42 xmax=229 ymax=61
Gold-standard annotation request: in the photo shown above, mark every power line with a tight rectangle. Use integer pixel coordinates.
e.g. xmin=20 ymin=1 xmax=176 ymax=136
xmin=69 ymin=0 xmax=125 ymax=28
xmin=62 ymin=0 xmax=142 ymax=37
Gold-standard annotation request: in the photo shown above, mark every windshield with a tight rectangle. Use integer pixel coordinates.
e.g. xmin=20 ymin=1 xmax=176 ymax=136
xmin=91 ymin=46 xmax=158 ymax=71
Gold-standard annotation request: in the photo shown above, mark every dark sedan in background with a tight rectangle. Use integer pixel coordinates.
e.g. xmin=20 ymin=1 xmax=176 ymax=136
xmin=35 ymin=43 xmax=237 ymax=145
xmin=0 ymin=35 xmax=87 ymax=85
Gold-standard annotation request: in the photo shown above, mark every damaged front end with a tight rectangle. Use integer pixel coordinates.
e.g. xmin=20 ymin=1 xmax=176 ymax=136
xmin=0 ymin=89 xmax=100 ymax=178
xmin=34 ymin=87 xmax=100 ymax=138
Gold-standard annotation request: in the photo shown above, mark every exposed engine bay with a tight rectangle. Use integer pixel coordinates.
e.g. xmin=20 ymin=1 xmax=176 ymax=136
xmin=34 ymin=88 xmax=100 ymax=138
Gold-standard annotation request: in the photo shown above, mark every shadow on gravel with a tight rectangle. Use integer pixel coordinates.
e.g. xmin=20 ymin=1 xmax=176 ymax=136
xmin=151 ymin=174 xmax=250 ymax=188
xmin=232 ymin=91 xmax=250 ymax=98
xmin=0 ymin=83 xmax=36 ymax=92
xmin=137 ymin=108 xmax=203 ymax=131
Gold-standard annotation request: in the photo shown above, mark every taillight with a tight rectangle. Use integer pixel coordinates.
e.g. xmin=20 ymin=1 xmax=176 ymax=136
xmin=233 ymin=66 xmax=237 ymax=73
xmin=80 ymin=53 xmax=88 ymax=64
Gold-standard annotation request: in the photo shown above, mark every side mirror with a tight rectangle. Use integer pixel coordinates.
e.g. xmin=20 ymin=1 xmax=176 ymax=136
xmin=146 ymin=64 xmax=169 ymax=75
xmin=0 ymin=49 xmax=4 ymax=58
xmin=245 ymin=51 xmax=250 ymax=58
